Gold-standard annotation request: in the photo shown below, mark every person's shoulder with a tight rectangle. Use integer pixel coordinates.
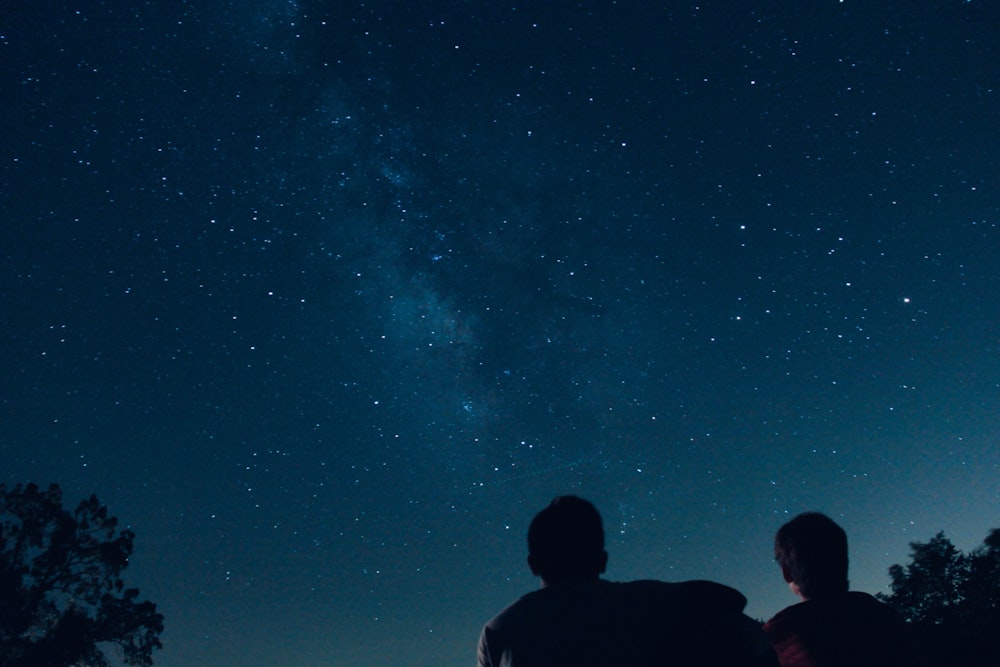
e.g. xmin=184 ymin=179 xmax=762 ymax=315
xmin=764 ymin=599 xmax=815 ymax=635
xmin=678 ymin=579 xmax=749 ymax=614
xmin=618 ymin=578 xmax=750 ymax=616
xmin=487 ymin=580 xmax=618 ymax=624
xmin=621 ymin=578 xmax=682 ymax=594
xmin=484 ymin=587 xmax=550 ymax=629
xmin=844 ymin=591 xmax=908 ymax=624
xmin=598 ymin=578 xmax=675 ymax=603
xmin=671 ymin=581 xmax=776 ymax=666
xmin=766 ymin=592 xmax=905 ymax=635
xmin=845 ymin=590 xmax=889 ymax=608
xmin=764 ymin=601 xmax=796 ymax=626
xmin=842 ymin=592 xmax=898 ymax=615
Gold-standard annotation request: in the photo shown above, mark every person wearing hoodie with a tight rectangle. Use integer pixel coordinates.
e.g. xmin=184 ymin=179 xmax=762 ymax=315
xmin=763 ymin=512 xmax=925 ymax=667
xmin=477 ymin=495 xmax=777 ymax=667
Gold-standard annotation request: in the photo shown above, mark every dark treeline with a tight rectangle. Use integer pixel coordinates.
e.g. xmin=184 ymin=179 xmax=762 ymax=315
xmin=878 ymin=528 xmax=1000 ymax=667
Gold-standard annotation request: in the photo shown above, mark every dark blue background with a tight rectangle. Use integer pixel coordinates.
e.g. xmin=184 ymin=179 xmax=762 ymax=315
xmin=3 ymin=2 xmax=997 ymax=665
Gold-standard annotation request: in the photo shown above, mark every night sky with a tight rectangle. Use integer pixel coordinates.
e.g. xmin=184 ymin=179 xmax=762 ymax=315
xmin=3 ymin=2 xmax=999 ymax=666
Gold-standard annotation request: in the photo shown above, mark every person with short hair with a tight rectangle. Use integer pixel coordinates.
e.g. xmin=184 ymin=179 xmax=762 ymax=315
xmin=764 ymin=512 xmax=924 ymax=667
xmin=478 ymin=495 xmax=777 ymax=667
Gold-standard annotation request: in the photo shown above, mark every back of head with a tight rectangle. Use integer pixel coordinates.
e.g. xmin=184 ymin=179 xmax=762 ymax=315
xmin=775 ymin=512 xmax=849 ymax=599
xmin=527 ymin=495 xmax=607 ymax=584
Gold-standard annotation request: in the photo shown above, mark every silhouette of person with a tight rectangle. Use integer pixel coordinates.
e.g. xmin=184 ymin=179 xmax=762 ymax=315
xmin=478 ymin=495 xmax=777 ymax=667
xmin=763 ymin=512 xmax=925 ymax=667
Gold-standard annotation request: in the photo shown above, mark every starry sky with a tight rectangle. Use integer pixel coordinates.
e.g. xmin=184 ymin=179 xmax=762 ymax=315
xmin=2 ymin=1 xmax=998 ymax=666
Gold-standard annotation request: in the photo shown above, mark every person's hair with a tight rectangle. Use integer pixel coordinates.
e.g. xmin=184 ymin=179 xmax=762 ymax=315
xmin=774 ymin=512 xmax=849 ymax=599
xmin=527 ymin=495 xmax=606 ymax=583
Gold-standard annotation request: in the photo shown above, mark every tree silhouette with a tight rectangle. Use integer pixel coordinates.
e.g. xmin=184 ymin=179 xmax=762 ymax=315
xmin=966 ymin=528 xmax=1000 ymax=614
xmin=0 ymin=483 xmax=163 ymax=667
xmin=882 ymin=531 xmax=967 ymax=626
xmin=964 ymin=529 xmax=1000 ymax=666
xmin=879 ymin=529 xmax=1000 ymax=667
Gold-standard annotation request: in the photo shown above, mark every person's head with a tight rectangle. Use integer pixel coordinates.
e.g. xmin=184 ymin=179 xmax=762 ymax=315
xmin=774 ymin=512 xmax=849 ymax=600
xmin=527 ymin=495 xmax=608 ymax=585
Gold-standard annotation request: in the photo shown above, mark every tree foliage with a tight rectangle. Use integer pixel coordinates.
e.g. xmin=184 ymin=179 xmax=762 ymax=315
xmin=882 ymin=531 xmax=968 ymax=626
xmin=966 ymin=528 xmax=1000 ymax=621
xmin=0 ymin=483 xmax=163 ymax=667
xmin=879 ymin=528 xmax=1000 ymax=667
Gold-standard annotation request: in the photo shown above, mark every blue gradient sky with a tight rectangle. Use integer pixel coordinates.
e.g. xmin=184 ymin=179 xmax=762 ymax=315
xmin=3 ymin=2 xmax=998 ymax=665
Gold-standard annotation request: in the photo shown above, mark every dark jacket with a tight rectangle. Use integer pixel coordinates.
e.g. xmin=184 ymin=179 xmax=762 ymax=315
xmin=478 ymin=578 xmax=776 ymax=667
xmin=764 ymin=591 xmax=925 ymax=667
